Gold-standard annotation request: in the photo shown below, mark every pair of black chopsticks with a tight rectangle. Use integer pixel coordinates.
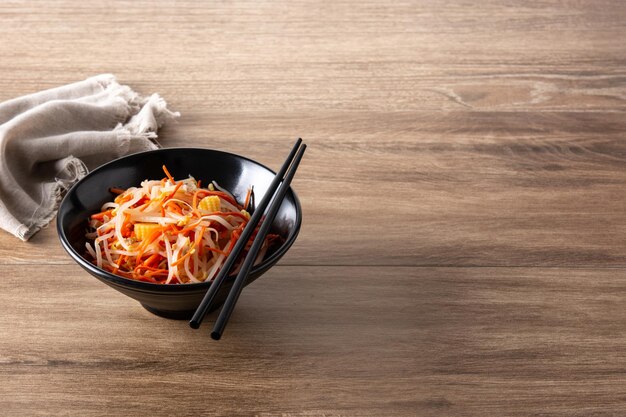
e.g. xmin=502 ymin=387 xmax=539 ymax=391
xmin=189 ymin=138 xmax=306 ymax=340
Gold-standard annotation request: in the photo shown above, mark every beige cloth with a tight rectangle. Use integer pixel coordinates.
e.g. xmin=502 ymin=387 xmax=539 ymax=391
xmin=0 ymin=74 xmax=179 ymax=241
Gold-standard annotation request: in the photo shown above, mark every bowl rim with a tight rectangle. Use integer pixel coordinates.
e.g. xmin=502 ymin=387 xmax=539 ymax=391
xmin=56 ymin=147 xmax=302 ymax=293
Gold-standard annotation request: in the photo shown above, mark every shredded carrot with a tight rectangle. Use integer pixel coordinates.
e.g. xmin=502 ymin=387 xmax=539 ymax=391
xmin=112 ymin=255 xmax=127 ymax=274
xmin=137 ymin=201 xmax=151 ymax=212
xmin=161 ymin=182 xmax=183 ymax=207
xmin=192 ymin=189 xmax=203 ymax=210
xmin=142 ymin=253 xmax=160 ymax=268
xmin=243 ymin=187 xmax=252 ymax=209
xmin=162 ymin=165 xmax=175 ymax=183
xmin=166 ymin=201 xmax=183 ymax=215
xmin=109 ymin=187 xmax=126 ymax=195
xmin=203 ymin=246 xmax=227 ymax=256
xmin=91 ymin=209 xmax=114 ymax=221
xmin=195 ymin=225 xmax=207 ymax=257
xmin=136 ymin=227 xmax=165 ymax=263
xmin=173 ymin=222 xmax=200 ymax=235
xmin=85 ymin=170 xmax=279 ymax=284
xmin=121 ymin=213 xmax=133 ymax=238
xmin=172 ymin=244 xmax=196 ymax=267
xmin=114 ymin=193 xmax=133 ymax=204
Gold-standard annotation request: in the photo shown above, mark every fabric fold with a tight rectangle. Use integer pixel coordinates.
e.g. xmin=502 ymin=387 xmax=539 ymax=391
xmin=0 ymin=74 xmax=180 ymax=241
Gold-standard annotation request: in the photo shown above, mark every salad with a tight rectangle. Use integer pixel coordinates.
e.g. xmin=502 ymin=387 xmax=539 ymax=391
xmin=85 ymin=166 xmax=276 ymax=284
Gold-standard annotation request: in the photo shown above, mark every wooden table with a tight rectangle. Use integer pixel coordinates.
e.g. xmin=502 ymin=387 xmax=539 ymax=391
xmin=1 ymin=1 xmax=625 ymax=416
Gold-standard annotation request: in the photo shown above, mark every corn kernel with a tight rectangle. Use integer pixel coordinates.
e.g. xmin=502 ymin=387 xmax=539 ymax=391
xmin=199 ymin=195 xmax=220 ymax=212
xmin=240 ymin=209 xmax=250 ymax=219
xmin=177 ymin=215 xmax=191 ymax=226
xmin=134 ymin=223 xmax=161 ymax=240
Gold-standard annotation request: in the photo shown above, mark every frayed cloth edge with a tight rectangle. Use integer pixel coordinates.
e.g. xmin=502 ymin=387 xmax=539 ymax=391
xmin=17 ymin=157 xmax=88 ymax=241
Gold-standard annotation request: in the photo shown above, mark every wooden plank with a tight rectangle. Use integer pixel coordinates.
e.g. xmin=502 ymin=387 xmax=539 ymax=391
xmin=0 ymin=0 xmax=623 ymax=267
xmin=0 ymin=1 xmax=624 ymax=415
xmin=0 ymin=1 xmax=624 ymax=113
xmin=2 ymin=111 xmax=626 ymax=267
xmin=1 ymin=265 xmax=625 ymax=416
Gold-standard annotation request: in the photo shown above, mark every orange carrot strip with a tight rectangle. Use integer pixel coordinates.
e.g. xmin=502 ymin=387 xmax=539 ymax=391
xmin=162 ymin=165 xmax=175 ymax=183
xmin=143 ymin=253 xmax=160 ymax=268
xmin=172 ymin=246 xmax=196 ymax=267
xmin=243 ymin=187 xmax=252 ymax=209
xmin=192 ymin=189 xmax=203 ymax=210
xmin=195 ymin=225 xmax=207 ymax=257
xmin=121 ymin=213 xmax=133 ymax=238
xmin=112 ymin=255 xmax=127 ymax=274
xmin=203 ymin=246 xmax=227 ymax=256
xmin=137 ymin=201 xmax=151 ymax=212
xmin=134 ymin=265 xmax=169 ymax=273
xmin=161 ymin=182 xmax=183 ymax=207
xmin=172 ymin=221 xmax=204 ymax=236
xmin=167 ymin=201 xmax=183 ymax=215
xmin=91 ymin=209 xmax=114 ymax=221
xmin=109 ymin=187 xmax=125 ymax=195
xmin=105 ymin=265 xmax=133 ymax=279
xmin=114 ymin=193 xmax=133 ymax=204
xmin=133 ymin=274 xmax=159 ymax=283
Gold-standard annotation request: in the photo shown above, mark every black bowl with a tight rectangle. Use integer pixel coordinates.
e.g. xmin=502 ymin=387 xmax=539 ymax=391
xmin=57 ymin=148 xmax=302 ymax=319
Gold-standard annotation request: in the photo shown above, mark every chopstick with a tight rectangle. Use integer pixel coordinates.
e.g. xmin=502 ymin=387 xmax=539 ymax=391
xmin=210 ymin=143 xmax=306 ymax=340
xmin=189 ymin=138 xmax=305 ymax=330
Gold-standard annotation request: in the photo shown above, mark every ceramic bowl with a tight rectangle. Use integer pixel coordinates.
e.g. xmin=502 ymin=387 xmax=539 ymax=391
xmin=57 ymin=148 xmax=302 ymax=319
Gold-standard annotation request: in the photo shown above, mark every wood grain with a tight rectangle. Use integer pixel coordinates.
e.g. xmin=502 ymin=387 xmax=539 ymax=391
xmin=3 ymin=111 xmax=626 ymax=267
xmin=1 ymin=265 xmax=625 ymax=416
xmin=0 ymin=0 xmax=625 ymax=416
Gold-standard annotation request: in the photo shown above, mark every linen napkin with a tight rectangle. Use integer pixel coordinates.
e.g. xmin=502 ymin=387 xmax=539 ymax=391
xmin=0 ymin=74 xmax=179 ymax=241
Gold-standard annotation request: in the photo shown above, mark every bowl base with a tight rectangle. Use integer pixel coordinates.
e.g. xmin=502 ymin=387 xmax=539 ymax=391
xmin=141 ymin=304 xmax=197 ymax=320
